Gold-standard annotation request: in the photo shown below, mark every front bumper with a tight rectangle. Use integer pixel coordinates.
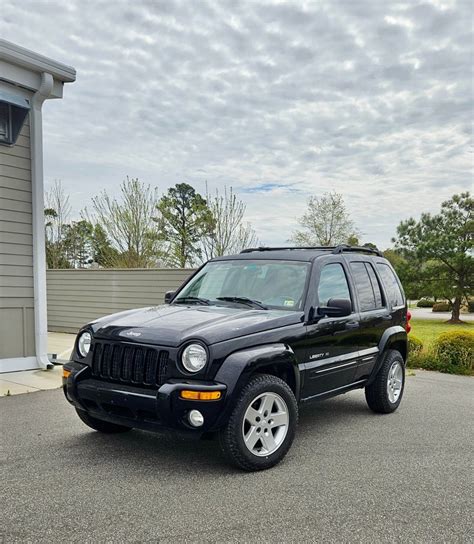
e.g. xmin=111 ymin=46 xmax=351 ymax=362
xmin=63 ymin=362 xmax=227 ymax=434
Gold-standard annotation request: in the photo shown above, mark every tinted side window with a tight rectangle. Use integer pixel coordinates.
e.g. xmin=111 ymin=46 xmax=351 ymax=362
xmin=376 ymin=263 xmax=405 ymax=307
xmin=350 ymin=262 xmax=377 ymax=311
xmin=366 ymin=263 xmax=384 ymax=308
xmin=317 ymin=264 xmax=351 ymax=306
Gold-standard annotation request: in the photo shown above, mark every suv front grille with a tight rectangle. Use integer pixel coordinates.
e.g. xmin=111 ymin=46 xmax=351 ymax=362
xmin=91 ymin=341 xmax=169 ymax=387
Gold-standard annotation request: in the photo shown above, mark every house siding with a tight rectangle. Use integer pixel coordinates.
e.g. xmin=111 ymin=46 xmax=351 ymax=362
xmin=0 ymin=116 xmax=35 ymax=358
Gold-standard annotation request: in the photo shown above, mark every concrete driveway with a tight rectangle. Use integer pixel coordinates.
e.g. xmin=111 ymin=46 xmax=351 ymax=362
xmin=0 ymin=332 xmax=75 ymax=396
xmin=1 ymin=371 xmax=472 ymax=543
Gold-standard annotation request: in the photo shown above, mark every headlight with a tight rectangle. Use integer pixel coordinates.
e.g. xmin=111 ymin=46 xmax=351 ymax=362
xmin=181 ymin=344 xmax=207 ymax=373
xmin=77 ymin=331 xmax=92 ymax=357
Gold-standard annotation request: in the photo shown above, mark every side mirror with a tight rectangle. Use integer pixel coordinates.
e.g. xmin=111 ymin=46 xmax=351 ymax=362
xmin=164 ymin=290 xmax=175 ymax=304
xmin=318 ymin=298 xmax=352 ymax=318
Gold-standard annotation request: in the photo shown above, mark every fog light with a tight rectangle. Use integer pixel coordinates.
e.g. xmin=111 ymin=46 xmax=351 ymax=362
xmin=188 ymin=410 xmax=204 ymax=427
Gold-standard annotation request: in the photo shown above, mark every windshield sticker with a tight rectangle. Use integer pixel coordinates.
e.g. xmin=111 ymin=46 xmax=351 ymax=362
xmin=283 ymin=299 xmax=295 ymax=307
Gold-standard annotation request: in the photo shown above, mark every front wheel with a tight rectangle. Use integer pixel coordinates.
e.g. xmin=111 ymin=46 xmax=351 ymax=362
xmin=75 ymin=409 xmax=132 ymax=433
xmin=365 ymin=350 xmax=405 ymax=414
xmin=219 ymin=374 xmax=298 ymax=471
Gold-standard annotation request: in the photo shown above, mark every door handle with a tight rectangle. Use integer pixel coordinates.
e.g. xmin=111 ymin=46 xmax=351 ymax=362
xmin=345 ymin=321 xmax=360 ymax=330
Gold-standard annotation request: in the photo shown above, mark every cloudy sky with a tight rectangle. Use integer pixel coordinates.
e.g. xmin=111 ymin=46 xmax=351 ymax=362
xmin=1 ymin=0 xmax=472 ymax=248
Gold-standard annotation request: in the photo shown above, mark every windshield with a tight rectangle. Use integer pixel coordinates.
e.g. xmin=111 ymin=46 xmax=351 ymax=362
xmin=174 ymin=260 xmax=311 ymax=311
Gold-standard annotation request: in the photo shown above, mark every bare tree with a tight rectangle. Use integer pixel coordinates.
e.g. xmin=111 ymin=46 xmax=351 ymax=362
xmin=44 ymin=180 xmax=71 ymax=268
xmin=202 ymin=185 xmax=259 ymax=259
xmin=290 ymin=191 xmax=357 ymax=246
xmin=84 ymin=177 xmax=161 ymax=268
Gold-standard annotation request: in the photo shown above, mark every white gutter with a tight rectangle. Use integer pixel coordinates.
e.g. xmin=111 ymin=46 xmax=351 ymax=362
xmin=30 ymin=72 xmax=54 ymax=370
xmin=0 ymin=39 xmax=76 ymax=83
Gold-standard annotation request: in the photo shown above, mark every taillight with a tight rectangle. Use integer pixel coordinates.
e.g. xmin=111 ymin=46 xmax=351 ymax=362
xmin=405 ymin=310 xmax=412 ymax=333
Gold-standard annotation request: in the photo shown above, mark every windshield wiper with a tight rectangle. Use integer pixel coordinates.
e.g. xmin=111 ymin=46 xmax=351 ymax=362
xmin=216 ymin=296 xmax=268 ymax=310
xmin=174 ymin=296 xmax=210 ymax=306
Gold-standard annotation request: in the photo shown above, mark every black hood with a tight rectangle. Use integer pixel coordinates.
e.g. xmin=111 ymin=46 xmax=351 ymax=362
xmin=90 ymin=304 xmax=303 ymax=347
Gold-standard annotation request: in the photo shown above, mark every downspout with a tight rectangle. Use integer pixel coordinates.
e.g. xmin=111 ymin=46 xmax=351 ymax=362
xmin=30 ymin=72 xmax=54 ymax=370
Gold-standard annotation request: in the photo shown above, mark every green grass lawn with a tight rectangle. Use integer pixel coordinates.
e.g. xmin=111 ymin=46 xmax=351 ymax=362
xmin=410 ymin=318 xmax=473 ymax=349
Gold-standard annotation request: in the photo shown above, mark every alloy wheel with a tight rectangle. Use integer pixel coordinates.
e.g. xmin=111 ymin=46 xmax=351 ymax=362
xmin=242 ymin=392 xmax=289 ymax=456
xmin=387 ymin=360 xmax=403 ymax=403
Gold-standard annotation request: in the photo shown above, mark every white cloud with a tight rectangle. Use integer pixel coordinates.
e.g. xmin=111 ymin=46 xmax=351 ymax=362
xmin=1 ymin=0 xmax=471 ymax=249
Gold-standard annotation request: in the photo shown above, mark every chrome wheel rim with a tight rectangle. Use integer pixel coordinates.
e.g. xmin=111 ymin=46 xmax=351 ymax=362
xmin=387 ymin=361 xmax=403 ymax=403
xmin=242 ymin=392 xmax=289 ymax=457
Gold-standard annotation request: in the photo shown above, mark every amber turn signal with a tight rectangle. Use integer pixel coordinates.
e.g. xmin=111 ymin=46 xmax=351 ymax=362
xmin=180 ymin=390 xmax=221 ymax=401
xmin=62 ymin=368 xmax=71 ymax=379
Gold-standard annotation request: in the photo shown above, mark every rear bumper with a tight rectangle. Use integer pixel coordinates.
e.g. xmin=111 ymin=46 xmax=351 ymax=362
xmin=63 ymin=362 xmax=227 ymax=435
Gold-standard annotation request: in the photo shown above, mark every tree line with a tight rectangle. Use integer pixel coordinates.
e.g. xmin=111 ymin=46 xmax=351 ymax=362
xmin=45 ymin=182 xmax=362 ymax=270
xmin=45 ymin=178 xmax=258 ymax=269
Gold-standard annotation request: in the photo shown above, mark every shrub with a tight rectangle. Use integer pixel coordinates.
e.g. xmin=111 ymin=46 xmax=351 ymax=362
xmin=407 ymin=335 xmax=425 ymax=369
xmin=434 ymin=331 xmax=474 ymax=374
xmin=432 ymin=302 xmax=450 ymax=312
xmin=408 ymin=335 xmax=423 ymax=355
xmin=408 ymin=352 xmax=441 ymax=371
xmin=417 ymin=299 xmax=434 ymax=308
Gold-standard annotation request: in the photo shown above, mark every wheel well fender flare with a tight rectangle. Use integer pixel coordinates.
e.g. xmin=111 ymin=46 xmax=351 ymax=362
xmin=367 ymin=326 xmax=408 ymax=386
xmin=212 ymin=343 xmax=300 ymax=428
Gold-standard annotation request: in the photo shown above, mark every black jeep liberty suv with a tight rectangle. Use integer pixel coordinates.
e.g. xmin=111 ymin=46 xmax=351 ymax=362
xmin=63 ymin=245 xmax=410 ymax=471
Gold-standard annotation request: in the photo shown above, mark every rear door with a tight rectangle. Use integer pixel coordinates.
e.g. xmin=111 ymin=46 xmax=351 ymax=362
xmin=301 ymin=257 xmax=361 ymax=399
xmin=348 ymin=259 xmax=392 ymax=380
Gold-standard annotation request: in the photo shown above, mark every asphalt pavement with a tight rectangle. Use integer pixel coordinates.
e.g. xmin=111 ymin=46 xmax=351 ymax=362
xmin=409 ymin=308 xmax=474 ymax=322
xmin=1 ymin=370 xmax=473 ymax=543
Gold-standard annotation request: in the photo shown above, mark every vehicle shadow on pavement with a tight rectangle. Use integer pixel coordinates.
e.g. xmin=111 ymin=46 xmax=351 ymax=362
xmin=298 ymin=393 xmax=370 ymax=419
xmin=64 ymin=393 xmax=371 ymax=474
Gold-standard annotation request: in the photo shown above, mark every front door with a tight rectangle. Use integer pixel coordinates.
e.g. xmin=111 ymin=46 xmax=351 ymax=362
xmin=301 ymin=259 xmax=360 ymax=400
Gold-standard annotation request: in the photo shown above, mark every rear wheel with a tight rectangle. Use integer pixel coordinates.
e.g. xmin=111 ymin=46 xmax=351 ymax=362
xmin=219 ymin=374 xmax=298 ymax=471
xmin=365 ymin=350 xmax=405 ymax=414
xmin=75 ymin=409 xmax=132 ymax=433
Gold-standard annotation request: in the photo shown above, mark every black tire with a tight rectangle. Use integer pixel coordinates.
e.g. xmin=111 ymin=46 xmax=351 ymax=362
xmin=219 ymin=374 xmax=298 ymax=471
xmin=75 ymin=409 xmax=132 ymax=434
xmin=365 ymin=349 xmax=405 ymax=414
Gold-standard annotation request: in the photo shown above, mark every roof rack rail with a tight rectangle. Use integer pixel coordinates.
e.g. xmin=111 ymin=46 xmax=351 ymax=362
xmin=240 ymin=246 xmax=336 ymax=254
xmin=240 ymin=245 xmax=384 ymax=257
xmin=332 ymin=244 xmax=383 ymax=257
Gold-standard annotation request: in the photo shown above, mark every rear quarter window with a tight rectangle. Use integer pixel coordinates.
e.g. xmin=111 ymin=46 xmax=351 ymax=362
xmin=376 ymin=263 xmax=405 ymax=308
xmin=350 ymin=262 xmax=381 ymax=312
